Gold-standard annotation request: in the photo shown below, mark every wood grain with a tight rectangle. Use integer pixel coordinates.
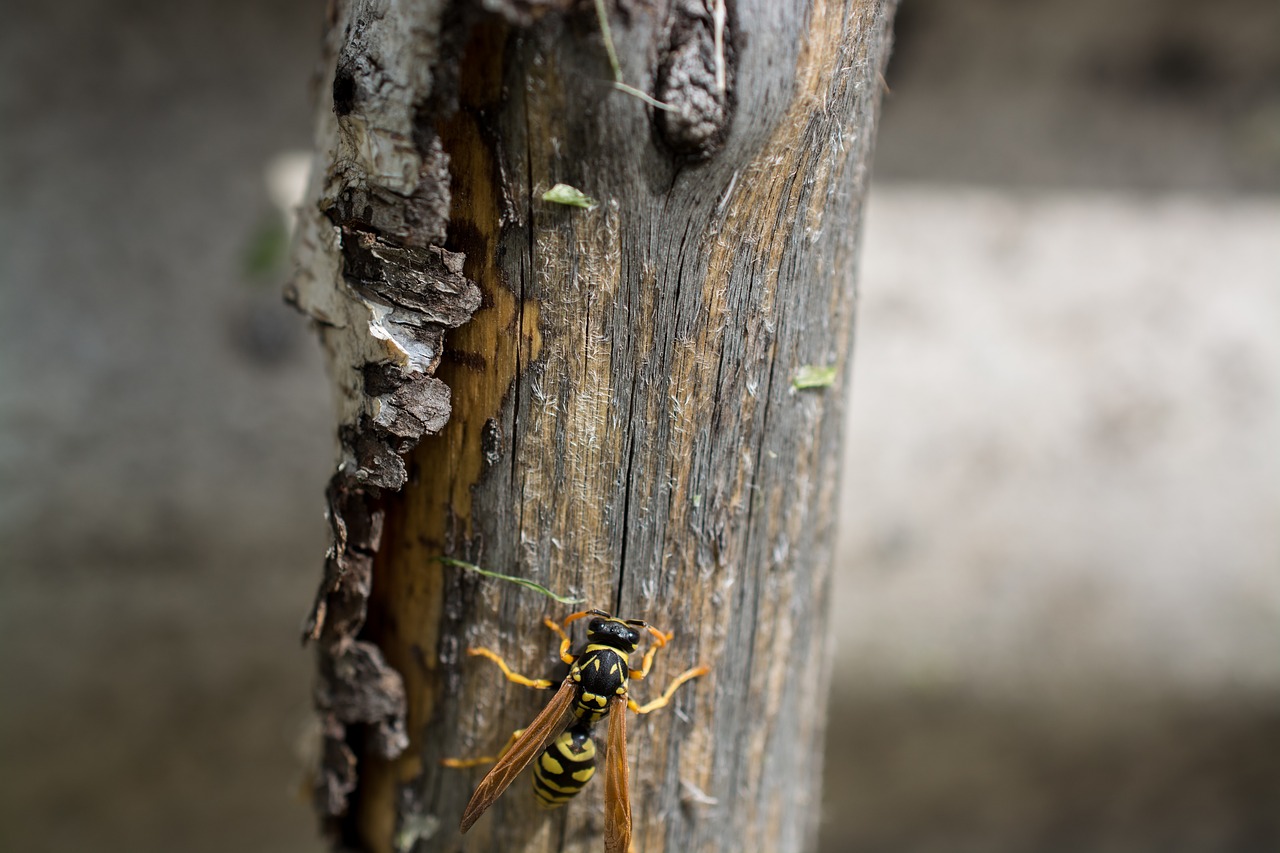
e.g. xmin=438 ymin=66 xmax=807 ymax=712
xmin=295 ymin=0 xmax=898 ymax=850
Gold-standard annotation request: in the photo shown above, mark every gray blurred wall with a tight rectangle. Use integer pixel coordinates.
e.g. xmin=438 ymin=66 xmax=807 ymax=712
xmin=1 ymin=2 xmax=330 ymax=850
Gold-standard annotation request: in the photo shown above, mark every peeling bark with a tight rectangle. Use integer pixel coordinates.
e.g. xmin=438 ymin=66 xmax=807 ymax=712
xmin=289 ymin=0 xmax=897 ymax=850
xmin=287 ymin=0 xmax=486 ymax=825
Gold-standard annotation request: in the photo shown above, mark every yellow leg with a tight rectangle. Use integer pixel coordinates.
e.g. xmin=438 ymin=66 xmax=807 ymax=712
xmin=555 ymin=608 xmax=651 ymax=662
xmin=554 ymin=608 xmax=609 ymax=663
xmin=543 ymin=617 xmax=576 ymax=664
xmin=441 ymin=728 xmax=526 ymax=768
xmin=467 ymin=647 xmax=556 ymax=690
xmin=629 ymin=665 xmax=710 ymax=715
xmin=559 ymin=609 xmax=606 ymax=630
xmin=630 ymin=625 xmax=675 ymax=680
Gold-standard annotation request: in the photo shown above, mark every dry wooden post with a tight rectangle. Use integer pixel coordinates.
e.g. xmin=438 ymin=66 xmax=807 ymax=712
xmin=289 ymin=0 xmax=897 ymax=851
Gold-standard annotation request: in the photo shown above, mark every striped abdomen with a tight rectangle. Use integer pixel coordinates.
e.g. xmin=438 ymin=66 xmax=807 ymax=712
xmin=531 ymin=725 xmax=597 ymax=809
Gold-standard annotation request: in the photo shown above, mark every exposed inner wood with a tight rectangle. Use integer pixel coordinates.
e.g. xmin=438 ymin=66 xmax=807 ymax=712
xmin=355 ymin=18 xmax=541 ymax=849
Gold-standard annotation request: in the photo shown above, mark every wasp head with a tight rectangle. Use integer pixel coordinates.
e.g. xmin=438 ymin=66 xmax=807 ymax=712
xmin=586 ymin=615 xmax=642 ymax=652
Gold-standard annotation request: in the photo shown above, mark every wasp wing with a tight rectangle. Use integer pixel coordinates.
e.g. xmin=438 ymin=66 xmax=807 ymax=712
xmin=459 ymin=677 xmax=576 ymax=833
xmin=603 ymin=695 xmax=632 ymax=853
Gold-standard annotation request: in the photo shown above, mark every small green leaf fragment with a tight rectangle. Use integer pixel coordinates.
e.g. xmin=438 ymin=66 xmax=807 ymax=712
xmin=542 ymin=183 xmax=598 ymax=210
xmin=436 ymin=557 xmax=586 ymax=605
xmin=793 ymin=364 xmax=837 ymax=390
xmin=692 ymin=494 xmax=702 ymax=508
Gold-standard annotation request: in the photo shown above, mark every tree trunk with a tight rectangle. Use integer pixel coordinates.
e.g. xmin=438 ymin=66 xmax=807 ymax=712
xmin=288 ymin=1 xmax=897 ymax=851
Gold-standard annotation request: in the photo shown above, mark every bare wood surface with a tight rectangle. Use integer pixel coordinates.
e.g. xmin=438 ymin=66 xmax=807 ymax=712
xmin=291 ymin=0 xmax=897 ymax=850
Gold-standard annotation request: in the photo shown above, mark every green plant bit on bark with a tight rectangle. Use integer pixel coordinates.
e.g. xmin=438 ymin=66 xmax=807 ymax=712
xmin=792 ymin=364 xmax=837 ymax=390
xmin=612 ymin=82 xmax=679 ymax=112
xmin=436 ymin=557 xmax=586 ymax=604
xmin=593 ymin=0 xmax=623 ymax=83
xmin=542 ymin=183 xmax=599 ymax=209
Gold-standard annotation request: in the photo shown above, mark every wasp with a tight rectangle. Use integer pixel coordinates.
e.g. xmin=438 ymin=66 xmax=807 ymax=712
xmin=445 ymin=609 xmax=709 ymax=852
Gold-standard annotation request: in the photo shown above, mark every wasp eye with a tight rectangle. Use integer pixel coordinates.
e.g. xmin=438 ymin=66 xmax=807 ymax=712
xmin=588 ymin=618 xmax=604 ymax=633
xmin=627 ymin=629 xmax=640 ymax=644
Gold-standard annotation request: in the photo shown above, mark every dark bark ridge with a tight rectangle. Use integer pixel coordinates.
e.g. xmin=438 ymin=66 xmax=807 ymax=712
xmin=296 ymin=0 xmax=483 ymax=820
xmin=307 ymin=226 xmax=475 ymax=815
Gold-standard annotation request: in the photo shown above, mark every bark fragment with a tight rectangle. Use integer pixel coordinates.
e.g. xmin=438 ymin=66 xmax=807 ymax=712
xmin=289 ymin=0 xmax=485 ymax=823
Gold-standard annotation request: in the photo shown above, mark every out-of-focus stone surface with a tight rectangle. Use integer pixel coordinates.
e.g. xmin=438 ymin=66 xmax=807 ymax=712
xmin=822 ymin=188 xmax=1280 ymax=851
xmin=877 ymin=0 xmax=1280 ymax=192
xmin=822 ymin=685 xmax=1280 ymax=853
xmin=836 ymin=187 xmax=1280 ymax=696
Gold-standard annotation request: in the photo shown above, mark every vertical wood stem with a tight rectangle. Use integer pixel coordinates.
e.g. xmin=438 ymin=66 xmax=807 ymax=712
xmin=292 ymin=1 xmax=898 ymax=850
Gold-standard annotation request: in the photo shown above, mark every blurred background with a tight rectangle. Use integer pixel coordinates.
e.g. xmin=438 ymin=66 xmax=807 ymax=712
xmin=2 ymin=1 xmax=1278 ymax=851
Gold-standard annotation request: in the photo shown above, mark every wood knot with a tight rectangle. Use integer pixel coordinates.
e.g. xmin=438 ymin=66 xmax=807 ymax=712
xmin=655 ymin=0 xmax=736 ymax=159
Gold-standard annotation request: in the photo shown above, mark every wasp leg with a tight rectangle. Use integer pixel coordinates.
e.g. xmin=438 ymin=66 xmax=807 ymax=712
xmin=559 ymin=609 xmax=606 ymax=629
xmin=442 ymin=728 xmax=526 ymax=768
xmin=467 ymin=647 xmax=557 ymax=690
xmin=629 ymin=625 xmax=676 ymax=680
xmin=552 ymin=609 xmax=606 ymax=663
xmin=628 ymin=665 xmax=710 ymax=715
xmin=542 ymin=617 xmax=577 ymax=665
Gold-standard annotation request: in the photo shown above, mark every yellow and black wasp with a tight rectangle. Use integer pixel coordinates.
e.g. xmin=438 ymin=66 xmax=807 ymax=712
xmin=445 ymin=609 xmax=708 ymax=852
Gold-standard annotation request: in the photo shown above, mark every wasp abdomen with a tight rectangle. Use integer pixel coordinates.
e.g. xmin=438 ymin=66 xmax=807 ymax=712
xmin=532 ymin=725 xmax=597 ymax=809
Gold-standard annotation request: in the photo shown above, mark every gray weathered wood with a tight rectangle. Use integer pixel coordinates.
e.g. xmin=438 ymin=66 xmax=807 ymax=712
xmin=290 ymin=0 xmax=897 ymax=850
